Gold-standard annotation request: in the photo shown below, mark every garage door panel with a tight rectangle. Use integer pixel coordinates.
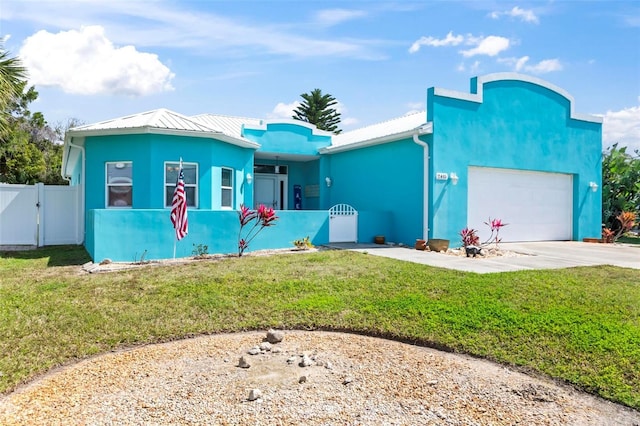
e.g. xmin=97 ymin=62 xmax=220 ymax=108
xmin=467 ymin=167 xmax=572 ymax=242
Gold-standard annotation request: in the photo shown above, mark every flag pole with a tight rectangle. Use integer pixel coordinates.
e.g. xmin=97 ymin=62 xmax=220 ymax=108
xmin=171 ymin=157 xmax=187 ymax=260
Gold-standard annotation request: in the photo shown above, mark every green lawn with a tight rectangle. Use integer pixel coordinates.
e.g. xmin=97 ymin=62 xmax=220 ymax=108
xmin=1 ymin=245 xmax=639 ymax=409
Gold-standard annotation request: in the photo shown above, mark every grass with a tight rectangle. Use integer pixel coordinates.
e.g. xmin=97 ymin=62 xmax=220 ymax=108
xmin=1 ymin=245 xmax=639 ymax=410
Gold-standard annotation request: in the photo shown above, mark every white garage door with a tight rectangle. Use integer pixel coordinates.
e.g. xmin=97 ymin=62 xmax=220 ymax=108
xmin=467 ymin=167 xmax=572 ymax=242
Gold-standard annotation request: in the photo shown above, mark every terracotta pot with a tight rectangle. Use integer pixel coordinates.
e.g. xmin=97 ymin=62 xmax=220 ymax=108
xmin=582 ymin=238 xmax=602 ymax=243
xmin=415 ymin=239 xmax=426 ymax=250
xmin=427 ymin=238 xmax=450 ymax=252
xmin=374 ymin=235 xmax=385 ymax=244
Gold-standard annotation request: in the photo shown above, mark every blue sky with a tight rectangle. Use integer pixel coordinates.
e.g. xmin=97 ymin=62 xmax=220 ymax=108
xmin=2 ymin=0 xmax=639 ymax=151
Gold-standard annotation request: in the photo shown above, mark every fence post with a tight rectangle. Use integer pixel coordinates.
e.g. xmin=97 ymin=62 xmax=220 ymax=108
xmin=36 ymin=183 xmax=45 ymax=247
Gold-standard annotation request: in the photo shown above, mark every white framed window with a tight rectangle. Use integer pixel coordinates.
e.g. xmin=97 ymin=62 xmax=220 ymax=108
xmin=165 ymin=162 xmax=198 ymax=208
xmin=221 ymin=167 xmax=233 ymax=208
xmin=106 ymin=162 xmax=133 ymax=208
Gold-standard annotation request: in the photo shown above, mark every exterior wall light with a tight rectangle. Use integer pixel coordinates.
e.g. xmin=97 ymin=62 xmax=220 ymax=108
xmin=450 ymin=173 xmax=459 ymax=185
xmin=325 ymin=177 xmax=332 ymax=187
xmin=589 ymin=181 xmax=598 ymax=192
xmin=246 ymin=173 xmax=253 ymax=184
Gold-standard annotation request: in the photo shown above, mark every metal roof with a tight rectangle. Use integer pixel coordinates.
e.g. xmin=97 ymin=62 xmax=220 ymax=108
xmin=71 ymin=108 xmax=220 ymax=133
xmin=62 ymin=109 xmax=260 ymax=178
xmin=332 ymin=111 xmax=428 ymax=147
xmin=191 ymin=113 xmax=262 ymax=138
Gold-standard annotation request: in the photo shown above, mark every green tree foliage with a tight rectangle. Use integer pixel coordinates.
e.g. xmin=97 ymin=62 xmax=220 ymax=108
xmin=292 ymin=88 xmax=342 ymax=134
xmin=0 ymin=43 xmax=27 ymax=136
xmin=0 ymin=46 xmax=70 ymax=185
xmin=602 ymin=143 xmax=640 ymax=230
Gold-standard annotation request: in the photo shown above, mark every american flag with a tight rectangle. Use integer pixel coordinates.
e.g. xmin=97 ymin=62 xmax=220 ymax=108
xmin=170 ymin=164 xmax=188 ymax=240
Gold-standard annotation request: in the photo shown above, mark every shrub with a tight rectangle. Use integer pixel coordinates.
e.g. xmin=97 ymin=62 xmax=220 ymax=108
xmin=460 ymin=227 xmax=479 ymax=247
xmin=459 ymin=217 xmax=508 ymax=250
xmin=293 ymin=236 xmax=314 ymax=250
xmin=237 ymin=204 xmax=278 ymax=256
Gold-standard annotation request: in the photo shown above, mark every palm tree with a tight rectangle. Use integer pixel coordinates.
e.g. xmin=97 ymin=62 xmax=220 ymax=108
xmin=0 ymin=44 xmax=28 ymax=135
xmin=292 ymin=89 xmax=342 ymax=134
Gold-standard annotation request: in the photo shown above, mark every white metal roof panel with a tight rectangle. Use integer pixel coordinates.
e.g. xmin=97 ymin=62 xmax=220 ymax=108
xmin=191 ymin=114 xmax=262 ymax=138
xmin=332 ymin=111 xmax=427 ymax=147
xmin=71 ymin=108 xmax=219 ymax=133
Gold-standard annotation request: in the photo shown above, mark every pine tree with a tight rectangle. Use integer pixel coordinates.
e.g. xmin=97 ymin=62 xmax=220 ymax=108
xmin=292 ymin=89 xmax=342 ymax=134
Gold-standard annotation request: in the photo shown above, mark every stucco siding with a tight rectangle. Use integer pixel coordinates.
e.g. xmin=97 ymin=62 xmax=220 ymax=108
xmin=84 ymin=133 xmax=254 ymax=212
xmin=327 ymin=138 xmax=424 ymax=245
xmin=428 ymin=79 xmax=602 ymax=245
xmin=87 ymin=209 xmax=329 ymax=262
xmin=244 ymin=122 xmax=331 ymax=156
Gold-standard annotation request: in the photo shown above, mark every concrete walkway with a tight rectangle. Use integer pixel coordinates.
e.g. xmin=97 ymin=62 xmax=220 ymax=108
xmin=328 ymin=241 xmax=640 ymax=274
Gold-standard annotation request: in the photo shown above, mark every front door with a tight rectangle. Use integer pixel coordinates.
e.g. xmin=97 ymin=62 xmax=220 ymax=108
xmin=254 ymin=174 xmax=288 ymax=210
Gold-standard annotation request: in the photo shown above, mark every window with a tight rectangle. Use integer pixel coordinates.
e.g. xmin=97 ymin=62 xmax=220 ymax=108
xmin=221 ymin=167 xmax=233 ymax=208
xmin=106 ymin=162 xmax=133 ymax=207
xmin=254 ymin=164 xmax=288 ymax=174
xmin=165 ymin=162 xmax=198 ymax=208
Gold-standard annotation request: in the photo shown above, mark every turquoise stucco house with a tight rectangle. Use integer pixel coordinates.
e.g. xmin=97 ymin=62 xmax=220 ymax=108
xmin=63 ymin=73 xmax=603 ymax=262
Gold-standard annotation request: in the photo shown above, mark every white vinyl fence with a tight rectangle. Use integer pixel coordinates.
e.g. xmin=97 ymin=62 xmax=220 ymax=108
xmin=0 ymin=183 xmax=82 ymax=247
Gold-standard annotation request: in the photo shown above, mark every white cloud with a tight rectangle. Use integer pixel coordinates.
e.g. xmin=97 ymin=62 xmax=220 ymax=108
xmin=406 ymin=102 xmax=424 ymax=111
xmin=19 ymin=26 xmax=174 ymax=96
xmin=341 ymin=117 xmax=359 ymax=127
xmin=6 ymin=1 xmax=380 ymax=60
xmin=268 ymin=101 xmax=300 ymax=119
xmin=333 ymin=101 xmax=359 ymax=128
xmin=602 ymin=105 xmax=640 ymax=152
xmin=409 ymin=31 xmax=464 ymax=53
xmin=498 ymin=56 xmax=563 ymax=74
xmin=524 ymin=58 xmax=563 ymax=74
xmin=490 ymin=7 xmax=539 ymax=24
xmin=457 ymin=60 xmax=482 ymax=74
xmin=460 ymin=36 xmax=510 ymax=57
xmin=315 ymin=9 xmax=367 ymax=27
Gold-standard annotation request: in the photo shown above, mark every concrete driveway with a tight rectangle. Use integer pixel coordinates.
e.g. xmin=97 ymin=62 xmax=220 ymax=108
xmin=329 ymin=241 xmax=639 ymax=274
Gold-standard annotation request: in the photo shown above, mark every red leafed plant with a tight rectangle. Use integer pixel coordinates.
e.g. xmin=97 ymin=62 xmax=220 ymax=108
xmin=460 ymin=227 xmax=480 ymax=247
xmin=602 ymin=227 xmax=616 ymax=244
xmin=459 ymin=217 xmax=508 ymax=251
xmin=237 ymin=204 xmax=279 ymax=256
xmin=603 ymin=211 xmax=637 ymax=243
xmin=483 ymin=217 xmax=508 ymax=249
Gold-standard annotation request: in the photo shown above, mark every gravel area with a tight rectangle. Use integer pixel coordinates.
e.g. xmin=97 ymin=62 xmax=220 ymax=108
xmin=1 ymin=331 xmax=638 ymax=425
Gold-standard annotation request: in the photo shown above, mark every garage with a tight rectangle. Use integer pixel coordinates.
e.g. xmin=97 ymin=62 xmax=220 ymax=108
xmin=467 ymin=167 xmax=573 ymax=242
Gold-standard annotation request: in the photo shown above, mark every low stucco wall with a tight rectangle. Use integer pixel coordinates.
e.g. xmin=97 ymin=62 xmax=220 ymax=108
xmin=86 ymin=209 xmax=330 ymax=262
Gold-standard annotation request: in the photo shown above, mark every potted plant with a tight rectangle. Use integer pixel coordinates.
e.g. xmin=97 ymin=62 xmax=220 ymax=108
xmin=427 ymin=238 xmax=449 ymax=252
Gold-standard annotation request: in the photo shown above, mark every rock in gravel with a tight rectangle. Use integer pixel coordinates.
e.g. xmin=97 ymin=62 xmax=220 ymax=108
xmin=325 ymin=361 xmax=333 ymax=370
xmin=343 ymin=377 xmax=354 ymax=385
xmin=287 ymin=356 xmax=298 ymax=364
xmin=266 ymin=329 xmax=284 ymax=344
xmin=247 ymin=347 xmax=260 ymax=355
xmin=247 ymin=389 xmax=262 ymax=401
xmin=299 ymin=354 xmax=314 ymax=367
xmin=513 ymin=383 xmax=557 ymax=402
xmin=426 ymin=380 xmax=438 ymax=386
xmin=299 ymin=376 xmax=307 ymax=384
xmin=272 ymin=347 xmax=282 ymax=354
xmin=259 ymin=342 xmax=272 ymax=352
xmin=237 ymin=356 xmax=250 ymax=368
